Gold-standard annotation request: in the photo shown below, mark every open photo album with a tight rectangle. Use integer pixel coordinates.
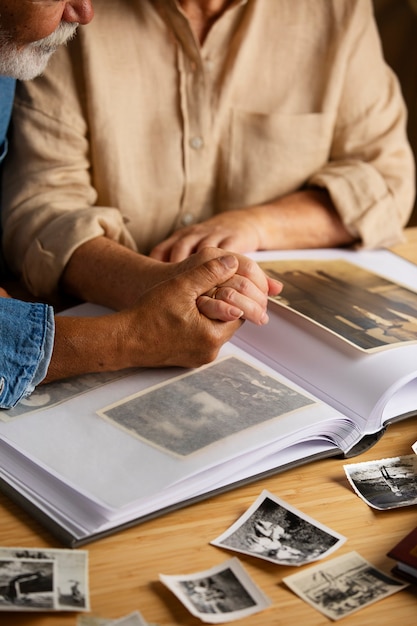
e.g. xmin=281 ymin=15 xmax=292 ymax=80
xmin=1 ymin=247 xmax=417 ymax=546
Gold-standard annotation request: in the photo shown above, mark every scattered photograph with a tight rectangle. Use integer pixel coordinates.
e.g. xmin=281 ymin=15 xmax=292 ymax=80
xmin=0 ymin=547 xmax=89 ymax=612
xmin=0 ymin=369 xmax=133 ymax=422
xmin=77 ymin=611 xmax=150 ymax=626
xmin=344 ymin=454 xmax=417 ymax=509
xmin=98 ymin=356 xmax=315 ymax=456
xmin=77 ymin=618 xmax=113 ymax=626
xmin=283 ymin=551 xmax=407 ymax=621
xmin=211 ymin=490 xmax=345 ymax=565
xmin=260 ymin=258 xmax=417 ymax=351
xmin=159 ymin=557 xmax=271 ymax=623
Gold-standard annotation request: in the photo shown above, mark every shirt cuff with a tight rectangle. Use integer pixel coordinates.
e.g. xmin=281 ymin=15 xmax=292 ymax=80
xmin=0 ymin=298 xmax=55 ymax=409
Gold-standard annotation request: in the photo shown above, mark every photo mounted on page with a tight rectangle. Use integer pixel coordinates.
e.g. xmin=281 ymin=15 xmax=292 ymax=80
xmin=260 ymin=259 xmax=417 ymax=351
xmin=97 ymin=356 xmax=316 ymax=457
xmin=0 ymin=369 xmax=133 ymax=422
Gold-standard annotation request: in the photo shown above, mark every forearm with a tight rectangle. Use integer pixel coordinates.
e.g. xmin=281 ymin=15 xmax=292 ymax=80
xmin=249 ymin=188 xmax=356 ymax=250
xmin=61 ymin=237 xmax=167 ymax=310
xmin=43 ymin=315 xmax=129 ymax=383
xmin=46 ymin=255 xmax=248 ymax=381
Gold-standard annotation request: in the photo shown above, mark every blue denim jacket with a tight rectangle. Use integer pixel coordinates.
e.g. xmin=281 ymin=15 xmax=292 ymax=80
xmin=0 ymin=76 xmax=55 ymax=409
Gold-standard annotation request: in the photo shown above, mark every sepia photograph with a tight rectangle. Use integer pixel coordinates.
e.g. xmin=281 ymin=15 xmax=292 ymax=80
xmin=344 ymin=454 xmax=417 ymax=510
xmin=160 ymin=557 xmax=271 ymax=623
xmin=260 ymin=258 xmax=417 ymax=351
xmin=211 ymin=490 xmax=345 ymax=565
xmin=283 ymin=551 xmax=407 ymax=620
xmin=98 ymin=356 xmax=315 ymax=456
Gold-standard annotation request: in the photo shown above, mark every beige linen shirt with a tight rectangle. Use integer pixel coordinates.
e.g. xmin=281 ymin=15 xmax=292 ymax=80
xmin=2 ymin=0 xmax=414 ymax=297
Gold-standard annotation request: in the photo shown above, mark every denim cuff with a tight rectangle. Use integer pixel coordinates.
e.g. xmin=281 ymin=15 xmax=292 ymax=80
xmin=0 ymin=298 xmax=55 ymax=409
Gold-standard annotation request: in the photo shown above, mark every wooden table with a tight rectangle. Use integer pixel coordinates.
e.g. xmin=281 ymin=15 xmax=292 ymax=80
xmin=2 ymin=229 xmax=417 ymax=626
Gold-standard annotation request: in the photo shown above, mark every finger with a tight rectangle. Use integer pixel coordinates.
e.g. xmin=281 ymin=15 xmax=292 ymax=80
xmin=168 ymin=234 xmax=214 ymax=262
xmin=212 ymin=285 xmax=269 ymax=325
xmin=220 ymin=272 xmax=268 ymax=309
xmin=228 ymin=253 xmax=271 ymax=294
xmin=0 ymin=287 xmax=10 ymax=298
xmin=267 ymin=275 xmax=284 ymax=296
xmin=181 ymin=254 xmax=239 ymax=298
xmin=149 ymin=238 xmax=175 ymax=261
xmin=197 ymin=294 xmax=244 ymax=322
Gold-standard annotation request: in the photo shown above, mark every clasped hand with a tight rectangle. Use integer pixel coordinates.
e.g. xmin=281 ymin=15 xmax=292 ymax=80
xmin=193 ymin=250 xmax=282 ymax=325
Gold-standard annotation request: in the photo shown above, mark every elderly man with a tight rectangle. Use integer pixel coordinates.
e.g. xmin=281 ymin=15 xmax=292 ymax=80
xmin=1 ymin=0 xmax=414 ymax=317
xmin=0 ymin=0 xmax=279 ymax=409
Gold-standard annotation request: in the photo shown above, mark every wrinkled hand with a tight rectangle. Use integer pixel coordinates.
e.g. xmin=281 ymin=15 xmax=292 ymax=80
xmin=46 ymin=254 xmax=283 ymax=383
xmin=150 ymin=210 xmax=263 ymax=263
xmin=197 ymin=253 xmax=282 ymax=325
xmin=47 ymin=255 xmax=249 ymax=382
xmin=113 ymin=255 xmax=248 ymax=369
xmin=168 ymin=248 xmax=282 ymax=326
xmin=62 ymin=238 xmax=281 ymax=323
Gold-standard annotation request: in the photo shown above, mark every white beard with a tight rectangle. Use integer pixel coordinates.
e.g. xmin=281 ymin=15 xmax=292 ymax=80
xmin=0 ymin=21 xmax=78 ymax=80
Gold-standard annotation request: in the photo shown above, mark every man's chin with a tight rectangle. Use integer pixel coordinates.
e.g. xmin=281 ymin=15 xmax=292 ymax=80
xmin=0 ymin=48 xmax=56 ymax=80
xmin=0 ymin=21 xmax=77 ymax=80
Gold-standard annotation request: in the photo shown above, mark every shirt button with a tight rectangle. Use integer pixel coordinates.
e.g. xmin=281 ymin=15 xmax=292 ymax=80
xmin=181 ymin=213 xmax=194 ymax=226
xmin=189 ymin=136 xmax=204 ymax=150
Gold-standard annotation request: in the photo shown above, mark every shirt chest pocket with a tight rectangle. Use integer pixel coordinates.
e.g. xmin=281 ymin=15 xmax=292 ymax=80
xmin=218 ymin=110 xmax=335 ymax=211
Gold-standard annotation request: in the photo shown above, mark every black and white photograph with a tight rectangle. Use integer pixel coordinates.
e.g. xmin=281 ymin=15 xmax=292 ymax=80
xmin=283 ymin=551 xmax=407 ymax=621
xmin=260 ymin=258 xmax=417 ymax=351
xmin=344 ymin=454 xmax=417 ymax=510
xmin=159 ymin=557 xmax=271 ymax=623
xmin=98 ymin=356 xmax=315 ymax=456
xmin=0 ymin=547 xmax=89 ymax=612
xmin=0 ymin=369 xmax=132 ymax=422
xmin=0 ymin=558 xmax=55 ymax=610
xmin=211 ymin=490 xmax=345 ymax=565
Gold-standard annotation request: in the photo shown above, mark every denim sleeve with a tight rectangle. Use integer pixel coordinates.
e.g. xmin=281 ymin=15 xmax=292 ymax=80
xmin=0 ymin=298 xmax=55 ymax=409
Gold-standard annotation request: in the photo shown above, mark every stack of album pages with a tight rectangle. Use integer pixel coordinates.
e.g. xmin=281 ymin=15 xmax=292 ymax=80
xmin=1 ymin=247 xmax=417 ymax=546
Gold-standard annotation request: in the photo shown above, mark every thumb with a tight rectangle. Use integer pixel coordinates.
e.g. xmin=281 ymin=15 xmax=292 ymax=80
xmin=184 ymin=255 xmax=238 ymax=297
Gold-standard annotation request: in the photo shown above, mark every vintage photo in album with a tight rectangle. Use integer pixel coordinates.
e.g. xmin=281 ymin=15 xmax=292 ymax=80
xmin=260 ymin=258 xmax=417 ymax=351
xmin=97 ymin=356 xmax=315 ymax=456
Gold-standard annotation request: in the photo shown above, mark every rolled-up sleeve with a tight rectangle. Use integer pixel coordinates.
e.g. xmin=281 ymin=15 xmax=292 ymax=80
xmin=0 ymin=298 xmax=54 ymax=409
xmin=1 ymin=46 xmax=136 ymax=298
xmin=308 ymin=0 xmax=415 ymax=248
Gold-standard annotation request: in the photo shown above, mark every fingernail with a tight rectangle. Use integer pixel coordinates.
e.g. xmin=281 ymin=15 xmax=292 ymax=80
xmin=260 ymin=311 xmax=269 ymax=325
xmin=230 ymin=307 xmax=244 ymax=319
xmin=219 ymin=255 xmax=237 ymax=269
